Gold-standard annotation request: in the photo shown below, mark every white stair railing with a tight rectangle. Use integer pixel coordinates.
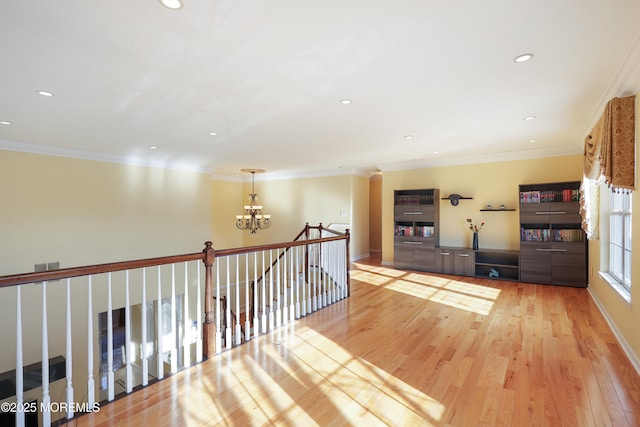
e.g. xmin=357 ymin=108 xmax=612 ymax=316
xmin=0 ymin=227 xmax=349 ymax=427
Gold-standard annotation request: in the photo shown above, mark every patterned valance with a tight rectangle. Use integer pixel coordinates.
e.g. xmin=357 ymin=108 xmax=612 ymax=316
xmin=583 ymin=95 xmax=636 ymax=190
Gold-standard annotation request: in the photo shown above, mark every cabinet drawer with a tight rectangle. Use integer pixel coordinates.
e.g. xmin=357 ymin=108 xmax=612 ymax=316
xmin=520 ymin=202 xmax=581 ymax=224
xmin=394 ymin=205 xmax=435 ymax=222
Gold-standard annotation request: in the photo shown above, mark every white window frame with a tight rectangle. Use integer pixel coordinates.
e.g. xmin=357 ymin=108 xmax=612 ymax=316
xmin=609 ymin=189 xmax=632 ymax=288
xmin=600 ymin=186 xmax=632 ymax=301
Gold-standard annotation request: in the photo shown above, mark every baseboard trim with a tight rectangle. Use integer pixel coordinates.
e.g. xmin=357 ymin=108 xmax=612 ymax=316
xmin=351 ymin=253 xmax=370 ymax=261
xmin=587 ymin=287 xmax=640 ymax=376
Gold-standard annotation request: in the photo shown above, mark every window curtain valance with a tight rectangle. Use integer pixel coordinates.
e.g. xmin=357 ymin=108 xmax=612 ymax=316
xmin=583 ymin=95 xmax=635 ymax=190
xmin=581 ymin=95 xmax=635 ymax=240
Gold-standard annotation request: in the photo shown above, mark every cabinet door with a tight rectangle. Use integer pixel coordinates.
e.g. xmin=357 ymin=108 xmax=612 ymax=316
xmin=520 ymin=243 xmax=552 ymax=284
xmin=413 ymin=241 xmax=435 ymax=271
xmin=551 ymin=242 xmax=587 ymax=287
xmin=454 ymin=250 xmax=475 ymax=276
xmin=394 ymin=241 xmax=414 ymax=269
xmin=435 ymin=248 xmax=455 ymax=274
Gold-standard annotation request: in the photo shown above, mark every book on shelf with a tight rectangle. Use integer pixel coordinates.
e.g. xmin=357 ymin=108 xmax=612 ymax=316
xmin=395 ymin=225 xmax=414 ymax=236
xmin=395 ymin=193 xmax=434 ymax=205
xmin=415 ymin=225 xmax=434 ymax=237
xmin=519 ymin=189 xmax=580 ymax=204
xmin=521 ymin=228 xmax=585 ymax=242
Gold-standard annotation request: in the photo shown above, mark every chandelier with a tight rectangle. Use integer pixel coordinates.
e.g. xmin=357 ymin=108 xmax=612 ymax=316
xmin=236 ymin=169 xmax=271 ymax=234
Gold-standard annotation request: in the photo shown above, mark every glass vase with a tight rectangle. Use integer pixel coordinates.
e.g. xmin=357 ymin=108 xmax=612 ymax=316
xmin=472 ymin=232 xmax=479 ymax=250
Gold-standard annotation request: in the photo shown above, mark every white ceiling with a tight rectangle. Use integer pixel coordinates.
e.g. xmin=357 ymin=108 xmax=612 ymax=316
xmin=1 ymin=1 xmax=640 ymax=179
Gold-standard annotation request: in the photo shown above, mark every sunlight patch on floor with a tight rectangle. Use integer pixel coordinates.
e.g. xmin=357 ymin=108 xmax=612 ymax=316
xmin=351 ymin=269 xmax=394 ymax=286
xmin=385 ymin=279 xmax=439 ymax=299
xmin=352 ymin=262 xmax=407 ymax=278
xmin=427 ymin=288 xmax=495 ymax=315
xmin=291 ymin=326 xmax=446 ymax=425
xmin=353 ymin=266 xmax=500 ymax=316
xmin=443 ymin=279 xmax=501 ymax=299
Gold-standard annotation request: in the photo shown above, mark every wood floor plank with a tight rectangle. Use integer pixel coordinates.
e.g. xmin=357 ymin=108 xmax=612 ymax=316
xmin=72 ymin=256 xmax=640 ymax=426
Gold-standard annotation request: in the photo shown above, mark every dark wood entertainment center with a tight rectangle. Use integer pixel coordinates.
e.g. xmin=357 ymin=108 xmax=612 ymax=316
xmin=393 ymin=181 xmax=588 ymax=287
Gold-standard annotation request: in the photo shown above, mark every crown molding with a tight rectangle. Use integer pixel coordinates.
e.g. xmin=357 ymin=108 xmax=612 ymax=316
xmin=377 ymin=146 xmax=581 ymax=172
xmin=0 ymin=138 xmax=213 ymax=174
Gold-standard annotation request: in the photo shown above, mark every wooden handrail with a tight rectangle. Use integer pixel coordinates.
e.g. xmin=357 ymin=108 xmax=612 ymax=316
xmin=0 ymin=233 xmax=348 ymax=289
xmin=214 ymin=234 xmax=348 ymax=258
xmin=0 ymin=245 xmax=210 ymax=289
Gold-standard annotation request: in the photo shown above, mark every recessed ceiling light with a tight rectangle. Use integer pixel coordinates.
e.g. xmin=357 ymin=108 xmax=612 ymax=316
xmin=0 ymin=121 xmax=10 ymax=125
xmin=149 ymin=146 xmax=158 ymax=150
xmin=340 ymin=99 xmax=352 ymax=105
xmin=523 ymin=116 xmax=536 ymax=121
xmin=160 ymin=0 xmax=183 ymax=9
xmin=514 ymin=53 xmax=534 ymax=63
xmin=209 ymin=132 xmax=217 ymax=136
xmin=37 ymin=90 xmax=54 ymax=97
xmin=404 ymin=135 xmax=414 ymax=140
xmin=433 ymin=151 xmax=439 ymax=154
xmin=528 ymin=139 xmax=537 ymax=143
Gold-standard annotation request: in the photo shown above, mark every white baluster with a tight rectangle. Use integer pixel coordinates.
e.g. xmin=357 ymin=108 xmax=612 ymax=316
xmin=107 ymin=273 xmax=114 ymax=401
xmin=170 ymin=264 xmax=177 ymax=373
xmin=312 ymin=244 xmax=318 ymax=312
xmin=302 ymin=246 xmax=311 ymax=316
xmin=215 ymin=263 xmax=222 ymax=353
xmin=253 ymin=252 xmax=259 ymax=339
xmin=276 ymin=251 xmax=282 ymax=327
xmin=244 ymin=253 xmax=251 ymax=341
xmin=341 ymin=241 xmax=347 ymax=299
xmin=260 ymin=251 xmax=267 ymax=334
xmin=225 ymin=257 xmax=232 ymax=349
xmin=183 ymin=261 xmax=191 ymax=368
xmin=328 ymin=243 xmax=334 ymax=304
xmin=16 ymin=286 xmax=24 ymax=427
xmin=87 ymin=276 xmax=95 ymax=407
xmin=338 ymin=241 xmax=342 ymax=299
xmin=142 ymin=268 xmax=148 ymax=386
xmin=125 ymin=271 xmax=133 ymax=393
xmin=65 ymin=278 xmax=74 ymax=419
xmin=289 ymin=248 xmax=295 ymax=322
xmin=281 ymin=249 xmax=287 ymax=324
xmin=268 ymin=250 xmax=275 ymax=331
xmin=321 ymin=243 xmax=327 ymax=307
xmin=196 ymin=261 xmax=203 ymax=363
xmin=41 ymin=281 xmax=51 ymax=426
xmin=157 ymin=266 xmax=164 ymax=380
xmin=338 ymin=241 xmax=343 ymax=299
xmin=235 ymin=254 xmax=242 ymax=345
xmin=296 ymin=246 xmax=302 ymax=318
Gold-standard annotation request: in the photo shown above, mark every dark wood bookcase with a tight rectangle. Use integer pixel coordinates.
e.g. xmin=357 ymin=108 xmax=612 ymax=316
xmin=519 ymin=181 xmax=587 ymax=287
xmin=394 ymin=189 xmax=439 ymax=271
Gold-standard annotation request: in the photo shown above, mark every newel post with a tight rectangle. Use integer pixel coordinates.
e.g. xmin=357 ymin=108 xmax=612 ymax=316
xmin=202 ymin=241 xmax=216 ymax=359
xmin=345 ymin=229 xmax=351 ymax=297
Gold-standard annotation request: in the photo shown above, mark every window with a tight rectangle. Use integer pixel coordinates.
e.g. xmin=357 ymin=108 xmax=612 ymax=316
xmin=609 ymin=189 xmax=632 ymax=291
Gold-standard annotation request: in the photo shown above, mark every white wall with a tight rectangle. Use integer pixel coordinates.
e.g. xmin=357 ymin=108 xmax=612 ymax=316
xmin=0 ymin=150 xmax=213 ymax=418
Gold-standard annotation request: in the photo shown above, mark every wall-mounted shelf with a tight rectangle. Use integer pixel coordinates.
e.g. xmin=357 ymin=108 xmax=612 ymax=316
xmin=441 ymin=196 xmax=473 ymax=201
xmin=442 ymin=194 xmax=472 ymax=206
xmin=480 ymin=208 xmax=515 ymax=211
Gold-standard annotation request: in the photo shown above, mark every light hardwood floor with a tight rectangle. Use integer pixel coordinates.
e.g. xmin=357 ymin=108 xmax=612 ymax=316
xmin=72 ymin=256 xmax=640 ymax=426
